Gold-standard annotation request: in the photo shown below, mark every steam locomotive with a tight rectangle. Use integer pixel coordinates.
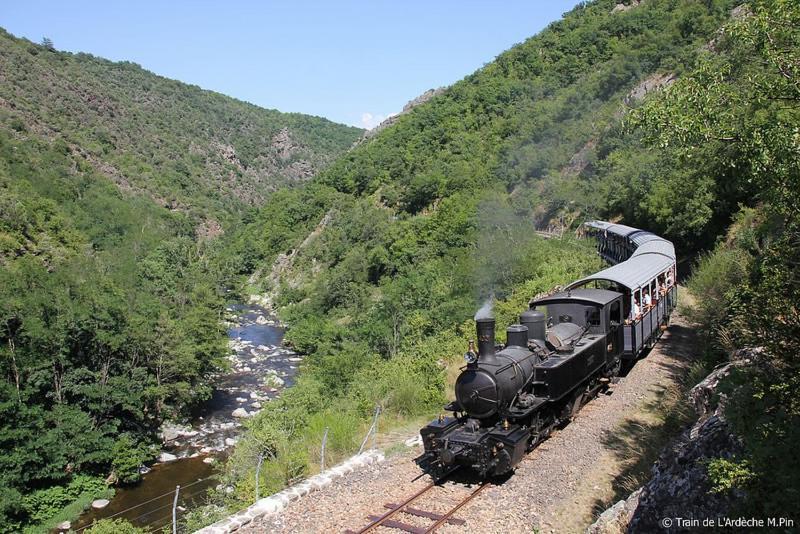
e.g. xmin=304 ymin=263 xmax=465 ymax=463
xmin=415 ymin=222 xmax=677 ymax=480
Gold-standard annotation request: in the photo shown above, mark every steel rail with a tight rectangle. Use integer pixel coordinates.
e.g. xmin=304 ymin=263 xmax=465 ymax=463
xmin=424 ymin=482 xmax=489 ymax=533
xmin=353 ymin=481 xmax=436 ymax=533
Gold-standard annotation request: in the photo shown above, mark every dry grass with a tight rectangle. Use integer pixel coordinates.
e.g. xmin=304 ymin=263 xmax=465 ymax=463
xmin=589 ymin=359 xmax=709 ymax=519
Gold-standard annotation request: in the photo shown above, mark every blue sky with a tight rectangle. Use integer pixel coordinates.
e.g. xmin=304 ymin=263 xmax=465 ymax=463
xmin=2 ymin=1 xmax=579 ymax=128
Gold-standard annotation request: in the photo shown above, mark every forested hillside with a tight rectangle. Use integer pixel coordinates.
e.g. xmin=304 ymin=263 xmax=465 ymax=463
xmin=0 ymin=29 xmax=360 ymax=532
xmin=217 ymin=0 xmax=797 ymax=520
xmin=0 ymin=29 xmax=361 ymax=221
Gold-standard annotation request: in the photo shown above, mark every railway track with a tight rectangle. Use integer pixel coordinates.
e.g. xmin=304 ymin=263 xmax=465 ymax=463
xmin=344 ymin=376 xmax=613 ymax=534
xmin=345 ymin=476 xmax=489 ymax=534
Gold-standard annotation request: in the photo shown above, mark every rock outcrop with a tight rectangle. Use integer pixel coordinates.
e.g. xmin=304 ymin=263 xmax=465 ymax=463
xmin=358 ymin=87 xmax=445 ymax=143
xmin=588 ymin=349 xmax=761 ymax=534
xmin=611 ymin=1 xmax=643 ymax=14
xmin=249 ymin=209 xmax=334 ymax=310
xmin=624 ymin=72 xmax=676 ymax=105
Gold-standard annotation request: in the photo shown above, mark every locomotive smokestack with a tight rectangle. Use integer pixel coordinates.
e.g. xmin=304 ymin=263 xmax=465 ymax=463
xmin=476 ymin=317 xmax=496 ymax=359
xmin=475 ymin=299 xmax=496 ymax=360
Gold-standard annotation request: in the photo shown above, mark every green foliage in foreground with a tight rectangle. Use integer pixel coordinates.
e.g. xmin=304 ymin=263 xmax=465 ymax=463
xmin=1 ymin=475 xmax=115 ymax=534
xmin=180 ymin=504 xmax=230 ymax=533
xmin=661 ymin=0 xmax=800 ymax=519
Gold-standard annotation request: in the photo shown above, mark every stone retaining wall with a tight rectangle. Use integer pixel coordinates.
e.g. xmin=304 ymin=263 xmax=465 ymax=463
xmin=195 ymin=450 xmax=385 ymax=533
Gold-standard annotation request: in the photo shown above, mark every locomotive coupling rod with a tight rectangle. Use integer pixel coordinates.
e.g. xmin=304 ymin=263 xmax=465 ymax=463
xmin=354 ymin=481 xmax=435 ymax=533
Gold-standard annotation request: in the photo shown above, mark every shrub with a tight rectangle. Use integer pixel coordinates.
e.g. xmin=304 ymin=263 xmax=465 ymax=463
xmin=706 ymin=457 xmax=754 ymax=494
xmin=84 ymin=518 xmax=146 ymax=534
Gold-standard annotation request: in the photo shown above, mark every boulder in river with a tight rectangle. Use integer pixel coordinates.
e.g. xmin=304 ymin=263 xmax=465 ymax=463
xmin=160 ymin=422 xmax=194 ymax=442
xmin=265 ymin=375 xmax=285 ymax=387
xmin=159 ymin=452 xmax=178 ymax=462
xmin=232 ymin=408 xmax=249 ymax=418
xmin=57 ymin=521 xmax=71 ymax=531
xmin=203 ymin=457 xmax=215 ymax=464
xmin=256 ymin=315 xmax=268 ymax=325
xmin=91 ymin=499 xmax=110 ymax=510
xmin=225 ymin=437 xmax=236 ymax=446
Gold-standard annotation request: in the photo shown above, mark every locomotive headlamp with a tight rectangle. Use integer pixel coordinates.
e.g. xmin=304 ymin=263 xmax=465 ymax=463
xmin=464 ymin=340 xmax=478 ymax=364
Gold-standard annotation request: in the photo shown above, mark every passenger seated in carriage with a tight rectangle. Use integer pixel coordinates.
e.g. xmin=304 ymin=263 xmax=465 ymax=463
xmin=626 ymin=297 xmax=641 ymax=324
xmin=643 ymin=289 xmax=652 ymax=310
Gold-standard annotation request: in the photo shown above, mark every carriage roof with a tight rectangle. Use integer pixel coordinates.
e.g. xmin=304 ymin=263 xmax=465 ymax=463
xmin=530 ymin=288 xmax=621 ymax=307
xmin=570 ymin=221 xmax=676 ymax=292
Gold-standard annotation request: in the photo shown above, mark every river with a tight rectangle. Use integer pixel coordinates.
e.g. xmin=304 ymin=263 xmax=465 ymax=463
xmin=73 ymin=304 xmax=300 ymax=531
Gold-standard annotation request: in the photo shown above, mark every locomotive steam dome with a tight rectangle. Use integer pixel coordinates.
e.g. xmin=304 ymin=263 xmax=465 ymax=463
xmin=455 ymin=368 xmax=499 ymax=418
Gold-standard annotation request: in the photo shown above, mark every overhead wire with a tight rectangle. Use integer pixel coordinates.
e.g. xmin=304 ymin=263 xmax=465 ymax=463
xmin=73 ymin=473 xmax=219 ymax=531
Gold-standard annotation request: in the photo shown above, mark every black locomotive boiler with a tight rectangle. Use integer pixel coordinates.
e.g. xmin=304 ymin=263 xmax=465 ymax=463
xmin=416 ymin=221 xmax=677 ymax=480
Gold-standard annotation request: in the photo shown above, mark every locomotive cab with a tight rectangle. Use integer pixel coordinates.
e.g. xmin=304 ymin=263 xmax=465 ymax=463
xmin=532 ymin=292 xmax=623 ymax=362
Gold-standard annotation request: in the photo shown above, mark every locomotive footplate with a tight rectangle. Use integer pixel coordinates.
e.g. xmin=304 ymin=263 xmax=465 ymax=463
xmin=487 ymin=425 xmax=529 ymax=472
xmin=417 ymin=417 xmax=530 ymax=478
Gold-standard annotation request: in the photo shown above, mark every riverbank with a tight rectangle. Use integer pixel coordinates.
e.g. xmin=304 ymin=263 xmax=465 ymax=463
xmin=72 ymin=304 xmax=301 ymax=531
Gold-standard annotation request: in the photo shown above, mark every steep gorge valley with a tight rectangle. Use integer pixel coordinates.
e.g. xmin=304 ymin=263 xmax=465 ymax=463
xmin=1 ymin=0 xmax=798 ymax=532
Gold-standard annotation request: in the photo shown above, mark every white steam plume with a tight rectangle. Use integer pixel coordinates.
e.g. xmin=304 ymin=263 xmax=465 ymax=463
xmin=474 ymin=298 xmax=494 ymax=321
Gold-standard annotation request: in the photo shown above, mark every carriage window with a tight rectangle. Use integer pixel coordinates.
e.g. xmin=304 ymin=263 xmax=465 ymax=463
xmin=586 ymin=307 xmax=601 ymax=327
xmin=609 ymin=301 xmax=621 ymax=325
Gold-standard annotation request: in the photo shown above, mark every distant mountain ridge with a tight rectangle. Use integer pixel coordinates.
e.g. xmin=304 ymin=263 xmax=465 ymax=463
xmin=0 ymin=28 xmax=362 ymax=223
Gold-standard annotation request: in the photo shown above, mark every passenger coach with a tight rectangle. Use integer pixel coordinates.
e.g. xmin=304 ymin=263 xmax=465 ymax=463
xmin=574 ymin=221 xmax=677 ymax=359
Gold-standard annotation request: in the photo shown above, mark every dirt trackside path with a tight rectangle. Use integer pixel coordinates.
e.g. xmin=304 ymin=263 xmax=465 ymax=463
xmin=241 ymin=306 xmax=697 ymax=534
